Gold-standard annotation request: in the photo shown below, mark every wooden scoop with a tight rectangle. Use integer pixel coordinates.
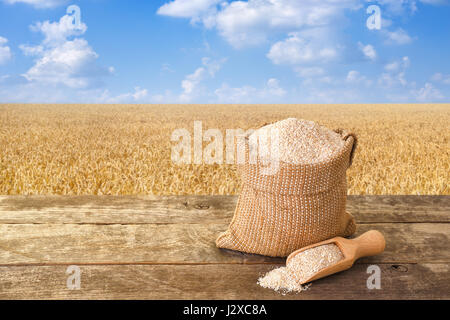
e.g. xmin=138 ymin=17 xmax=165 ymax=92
xmin=286 ymin=230 xmax=386 ymax=285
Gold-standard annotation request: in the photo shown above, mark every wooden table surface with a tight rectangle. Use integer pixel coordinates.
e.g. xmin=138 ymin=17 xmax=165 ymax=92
xmin=0 ymin=195 xmax=448 ymax=300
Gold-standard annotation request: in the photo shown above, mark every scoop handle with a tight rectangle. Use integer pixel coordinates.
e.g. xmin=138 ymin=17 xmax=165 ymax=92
xmin=353 ymin=230 xmax=386 ymax=260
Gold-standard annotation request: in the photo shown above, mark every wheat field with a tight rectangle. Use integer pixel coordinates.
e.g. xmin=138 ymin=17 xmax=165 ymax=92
xmin=0 ymin=104 xmax=448 ymax=195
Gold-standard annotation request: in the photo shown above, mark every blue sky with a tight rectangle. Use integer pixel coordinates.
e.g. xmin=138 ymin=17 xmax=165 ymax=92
xmin=0 ymin=0 xmax=449 ymax=103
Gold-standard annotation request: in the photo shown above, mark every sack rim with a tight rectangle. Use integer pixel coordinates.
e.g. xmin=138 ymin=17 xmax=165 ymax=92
xmin=238 ymin=129 xmax=356 ymax=170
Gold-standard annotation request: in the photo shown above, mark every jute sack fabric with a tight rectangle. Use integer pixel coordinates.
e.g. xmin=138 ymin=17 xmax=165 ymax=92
xmin=216 ymin=120 xmax=357 ymax=257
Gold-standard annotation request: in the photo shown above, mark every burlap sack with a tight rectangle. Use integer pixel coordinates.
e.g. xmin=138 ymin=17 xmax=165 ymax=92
xmin=216 ymin=122 xmax=357 ymax=257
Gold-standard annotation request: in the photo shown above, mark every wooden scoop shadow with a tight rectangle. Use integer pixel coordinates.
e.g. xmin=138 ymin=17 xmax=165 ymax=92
xmin=286 ymin=230 xmax=386 ymax=285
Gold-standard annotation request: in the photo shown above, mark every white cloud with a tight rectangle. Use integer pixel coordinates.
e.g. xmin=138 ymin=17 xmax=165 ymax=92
xmin=431 ymin=73 xmax=450 ymax=85
xmin=381 ymin=17 xmax=393 ymax=28
xmin=158 ymin=0 xmax=360 ymax=48
xmin=23 ymin=39 xmax=105 ymax=88
xmin=19 ymin=13 xmax=112 ymax=89
xmin=384 ymin=28 xmax=414 ymax=45
xmin=267 ymin=31 xmax=338 ymax=65
xmin=214 ymin=84 xmax=257 ymax=103
xmin=345 ymin=70 xmax=372 ymax=87
xmin=413 ymin=83 xmax=444 ymax=101
xmin=214 ymin=78 xmax=286 ymax=103
xmin=181 ymin=68 xmax=205 ymax=95
xmin=20 ymin=44 xmax=44 ymax=56
xmin=105 ymin=87 xmax=149 ymax=103
xmin=78 ymin=87 xmax=181 ymax=104
xmin=201 ymin=57 xmax=223 ymax=76
xmin=302 ymin=87 xmax=364 ymax=103
xmin=375 ymin=0 xmax=446 ymax=15
xmin=375 ymin=0 xmax=415 ymax=14
xmin=158 ymin=0 xmax=447 ymax=49
xmin=419 ymin=0 xmax=448 ymax=4
xmin=0 ymin=36 xmax=12 ymax=65
xmin=358 ymin=42 xmax=376 ymax=61
xmin=180 ymin=57 xmax=225 ymax=102
xmin=401 ymin=56 xmax=411 ymax=68
xmin=0 ymin=82 xmax=67 ymax=102
xmin=379 ymin=72 xmax=408 ymax=87
xmin=30 ymin=14 xmax=87 ymax=45
xmin=130 ymin=87 xmax=148 ymax=100
xmin=150 ymin=90 xmax=177 ymax=103
xmin=3 ymin=0 xmax=67 ymax=8
xmin=266 ymin=78 xmax=286 ymax=96
xmin=384 ymin=56 xmax=410 ymax=72
xmin=384 ymin=61 xmax=400 ymax=72
xmin=346 ymin=70 xmax=362 ymax=82
xmin=379 ymin=56 xmax=410 ymax=87
xmin=161 ymin=63 xmax=175 ymax=73
xmin=295 ymin=67 xmax=325 ymax=78
xmin=299 ymin=72 xmax=338 ymax=86
xmin=157 ymin=0 xmax=219 ymax=19
xmin=216 ymin=0 xmax=360 ymax=48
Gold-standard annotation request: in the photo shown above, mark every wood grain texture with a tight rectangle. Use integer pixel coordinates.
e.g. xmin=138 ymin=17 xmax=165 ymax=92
xmin=0 ymin=263 xmax=447 ymax=300
xmin=0 ymin=223 xmax=447 ymax=265
xmin=0 ymin=195 xmax=448 ymax=224
xmin=0 ymin=195 xmax=448 ymax=300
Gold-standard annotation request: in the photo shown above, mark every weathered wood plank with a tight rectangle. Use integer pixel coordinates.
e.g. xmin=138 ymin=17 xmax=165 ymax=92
xmin=0 ymin=195 xmax=236 ymax=224
xmin=0 ymin=195 xmax=448 ymax=224
xmin=0 ymin=263 xmax=447 ymax=300
xmin=0 ymin=223 xmax=447 ymax=265
xmin=347 ymin=195 xmax=450 ymax=222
